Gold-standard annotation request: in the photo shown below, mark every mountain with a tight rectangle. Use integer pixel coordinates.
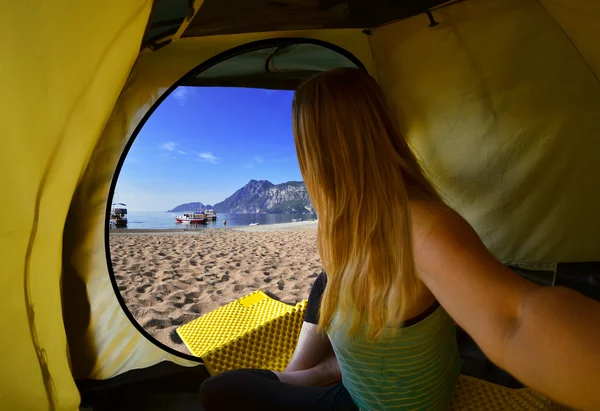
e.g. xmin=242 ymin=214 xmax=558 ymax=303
xmin=167 ymin=202 xmax=214 ymax=212
xmin=213 ymin=179 xmax=314 ymax=214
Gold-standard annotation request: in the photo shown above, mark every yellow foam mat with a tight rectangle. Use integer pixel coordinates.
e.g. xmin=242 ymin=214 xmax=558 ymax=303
xmin=449 ymin=375 xmax=572 ymax=410
xmin=176 ymin=290 xmax=306 ymax=375
xmin=178 ymin=290 xmax=571 ymax=410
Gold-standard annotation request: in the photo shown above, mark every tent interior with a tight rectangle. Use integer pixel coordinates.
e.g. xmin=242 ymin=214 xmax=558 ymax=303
xmin=2 ymin=0 xmax=600 ymax=410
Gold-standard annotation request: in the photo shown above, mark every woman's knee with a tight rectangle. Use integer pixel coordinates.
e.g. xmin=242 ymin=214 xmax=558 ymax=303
xmin=199 ymin=374 xmax=225 ymax=409
xmin=199 ymin=369 xmax=277 ymax=409
xmin=199 ymin=371 xmax=240 ymax=408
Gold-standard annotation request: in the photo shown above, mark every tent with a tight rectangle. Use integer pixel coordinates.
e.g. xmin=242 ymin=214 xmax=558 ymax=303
xmin=2 ymin=0 xmax=600 ymax=409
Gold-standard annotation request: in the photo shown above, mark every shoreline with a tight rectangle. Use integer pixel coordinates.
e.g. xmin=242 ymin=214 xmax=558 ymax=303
xmin=109 ymin=220 xmax=318 ymax=235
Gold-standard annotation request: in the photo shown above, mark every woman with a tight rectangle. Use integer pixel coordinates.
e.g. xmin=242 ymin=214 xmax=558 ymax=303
xmin=200 ymin=68 xmax=600 ymax=410
xmin=201 ymin=67 xmax=459 ymax=410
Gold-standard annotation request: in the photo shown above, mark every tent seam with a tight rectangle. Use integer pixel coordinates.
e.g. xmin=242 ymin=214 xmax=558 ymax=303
xmin=365 ymin=33 xmax=380 ymax=83
xmin=535 ymin=0 xmax=600 ymax=85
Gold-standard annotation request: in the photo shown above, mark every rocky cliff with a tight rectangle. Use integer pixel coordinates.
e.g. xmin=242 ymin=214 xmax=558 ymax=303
xmin=213 ymin=179 xmax=314 ymax=214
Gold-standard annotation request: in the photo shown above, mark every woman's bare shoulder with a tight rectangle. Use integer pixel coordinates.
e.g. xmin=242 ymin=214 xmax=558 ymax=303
xmin=408 ymin=200 xmax=480 ymax=256
xmin=407 ymin=200 xmax=526 ymax=297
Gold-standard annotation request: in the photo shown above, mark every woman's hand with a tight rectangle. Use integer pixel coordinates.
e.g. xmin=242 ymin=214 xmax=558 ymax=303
xmin=285 ymin=321 xmax=333 ymax=372
xmin=274 ymin=319 xmax=342 ymax=386
xmin=273 ymin=349 xmax=342 ymax=387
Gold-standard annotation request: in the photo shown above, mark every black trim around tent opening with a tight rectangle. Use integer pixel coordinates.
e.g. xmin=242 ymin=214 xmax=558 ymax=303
xmin=102 ymin=38 xmax=366 ymax=363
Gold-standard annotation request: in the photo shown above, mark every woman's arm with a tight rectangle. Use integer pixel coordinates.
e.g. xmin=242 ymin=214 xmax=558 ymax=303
xmin=284 ymin=321 xmax=333 ymax=372
xmin=505 ymin=285 xmax=600 ymax=410
xmin=274 ymin=347 xmax=341 ymax=387
xmin=273 ymin=321 xmax=342 ymax=386
xmin=413 ymin=203 xmax=600 ymax=410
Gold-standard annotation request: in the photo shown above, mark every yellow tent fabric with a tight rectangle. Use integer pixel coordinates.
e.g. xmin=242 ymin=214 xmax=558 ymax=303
xmin=2 ymin=0 xmax=600 ymax=409
xmin=64 ymin=29 xmax=375 ymax=383
xmin=370 ymin=0 xmax=600 ymax=263
xmin=0 ymin=1 xmax=152 ymax=409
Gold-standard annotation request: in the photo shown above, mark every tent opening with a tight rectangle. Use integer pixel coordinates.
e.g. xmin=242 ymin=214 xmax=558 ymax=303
xmin=105 ymin=38 xmax=364 ymax=360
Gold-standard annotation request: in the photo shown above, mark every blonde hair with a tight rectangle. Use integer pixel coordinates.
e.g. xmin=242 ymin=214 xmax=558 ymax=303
xmin=292 ymin=68 xmax=442 ymax=340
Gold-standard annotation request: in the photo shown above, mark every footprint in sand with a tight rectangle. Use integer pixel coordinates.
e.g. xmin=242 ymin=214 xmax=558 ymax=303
xmin=184 ymin=291 xmax=200 ymax=302
xmin=136 ymin=284 xmax=152 ymax=294
xmin=188 ymin=304 xmax=203 ymax=314
xmin=144 ymin=269 xmax=157 ymax=278
xmin=143 ymin=318 xmax=169 ymax=329
xmin=171 ymin=314 xmax=196 ymax=326
xmin=169 ymin=329 xmax=183 ymax=344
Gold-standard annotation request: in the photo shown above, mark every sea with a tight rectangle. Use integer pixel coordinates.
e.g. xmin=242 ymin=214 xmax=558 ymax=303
xmin=112 ymin=211 xmax=316 ymax=230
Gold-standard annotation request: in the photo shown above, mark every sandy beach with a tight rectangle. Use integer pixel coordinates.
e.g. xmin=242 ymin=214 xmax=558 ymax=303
xmin=109 ymin=221 xmax=320 ymax=354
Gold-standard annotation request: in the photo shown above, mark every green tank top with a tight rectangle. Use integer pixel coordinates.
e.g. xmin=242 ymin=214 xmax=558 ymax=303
xmin=327 ymin=305 xmax=461 ymax=411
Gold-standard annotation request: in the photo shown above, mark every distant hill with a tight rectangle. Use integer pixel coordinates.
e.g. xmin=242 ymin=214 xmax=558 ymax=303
xmin=167 ymin=202 xmax=214 ymax=213
xmin=213 ymin=179 xmax=314 ymax=214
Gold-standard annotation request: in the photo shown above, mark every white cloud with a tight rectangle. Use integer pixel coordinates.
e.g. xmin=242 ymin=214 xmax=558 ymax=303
xmin=161 ymin=142 xmax=176 ymax=151
xmin=172 ymin=87 xmax=190 ymax=106
xmin=253 ymin=156 xmax=264 ymax=163
xmin=198 ymin=152 xmax=219 ymax=164
xmin=177 ymin=150 xmax=187 ymax=155
xmin=273 ymin=157 xmax=295 ymax=163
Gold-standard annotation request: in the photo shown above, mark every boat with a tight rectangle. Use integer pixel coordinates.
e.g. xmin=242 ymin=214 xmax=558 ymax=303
xmin=110 ymin=203 xmax=128 ymax=227
xmin=175 ymin=211 xmax=208 ymax=224
xmin=205 ymin=209 xmax=217 ymax=221
xmin=249 ymin=222 xmax=260 ymax=226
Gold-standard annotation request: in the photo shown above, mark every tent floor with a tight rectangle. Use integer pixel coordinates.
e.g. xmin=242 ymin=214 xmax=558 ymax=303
xmin=75 ymin=330 xmax=521 ymax=411
xmin=76 ymin=262 xmax=599 ymax=410
xmin=77 ymin=361 xmax=209 ymax=410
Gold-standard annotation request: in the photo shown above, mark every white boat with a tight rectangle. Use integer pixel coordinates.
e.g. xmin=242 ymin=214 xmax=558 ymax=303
xmin=110 ymin=203 xmax=128 ymax=227
xmin=204 ymin=209 xmax=217 ymax=221
xmin=175 ymin=211 xmax=207 ymax=224
xmin=249 ymin=222 xmax=260 ymax=226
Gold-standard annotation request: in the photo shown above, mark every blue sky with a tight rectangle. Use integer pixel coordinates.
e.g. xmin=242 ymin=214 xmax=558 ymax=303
xmin=115 ymin=86 xmax=302 ymax=211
